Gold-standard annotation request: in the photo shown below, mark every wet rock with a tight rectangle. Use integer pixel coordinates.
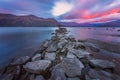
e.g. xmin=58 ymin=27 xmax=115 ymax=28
xmin=61 ymin=58 xmax=84 ymax=77
xmin=68 ymin=49 xmax=91 ymax=59
xmin=88 ymin=69 xmax=113 ymax=80
xmin=23 ymin=60 xmax=51 ymax=74
xmin=45 ymin=52 xmax=56 ymax=61
xmin=67 ymin=78 xmax=80 ymax=80
xmin=10 ymin=56 xmax=30 ymax=65
xmin=32 ymin=54 xmax=41 ymax=61
xmin=90 ymin=59 xmax=116 ymax=69
xmin=35 ymin=75 xmax=45 ymax=80
xmin=85 ymin=42 xmax=100 ymax=52
xmin=50 ymin=64 xmax=67 ymax=80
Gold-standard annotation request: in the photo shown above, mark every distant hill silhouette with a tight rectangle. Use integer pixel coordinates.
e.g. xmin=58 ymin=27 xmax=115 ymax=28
xmin=60 ymin=20 xmax=120 ymax=27
xmin=0 ymin=13 xmax=59 ymax=27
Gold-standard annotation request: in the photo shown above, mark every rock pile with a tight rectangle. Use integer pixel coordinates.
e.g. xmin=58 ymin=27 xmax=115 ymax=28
xmin=0 ymin=27 xmax=120 ymax=80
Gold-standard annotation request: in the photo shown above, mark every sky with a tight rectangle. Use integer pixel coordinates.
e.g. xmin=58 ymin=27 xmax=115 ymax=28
xmin=0 ymin=0 xmax=120 ymax=23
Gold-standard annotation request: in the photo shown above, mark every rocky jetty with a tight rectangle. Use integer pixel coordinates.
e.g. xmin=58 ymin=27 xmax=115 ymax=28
xmin=0 ymin=27 xmax=120 ymax=80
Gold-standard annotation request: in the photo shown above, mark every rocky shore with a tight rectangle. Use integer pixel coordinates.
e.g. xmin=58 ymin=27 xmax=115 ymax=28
xmin=0 ymin=27 xmax=120 ymax=80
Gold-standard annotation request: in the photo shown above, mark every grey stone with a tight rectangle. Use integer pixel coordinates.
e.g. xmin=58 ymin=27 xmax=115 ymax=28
xmin=67 ymin=78 xmax=80 ymax=80
xmin=61 ymin=58 xmax=84 ymax=77
xmin=58 ymin=39 xmax=68 ymax=49
xmin=45 ymin=52 xmax=56 ymax=61
xmin=88 ymin=69 xmax=113 ymax=80
xmin=85 ymin=42 xmax=100 ymax=52
xmin=1 ymin=74 xmax=14 ymax=80
xmin=35 ymin=75 xmax=45 ymax=80
xmin=66 ymin=42 xmax=76 ymax=49
xmin=46 ymin=41 xmax=58 ymax=52
xmin=23 ymin=60 xmax=51 ymax=74
xmin=66 ymin=52 xmax=76 ymax=58
xmin=68 ymin=49 xmax=91 ymax=59
xmin=32 ymin=54 xmax=41 ymax=61
xmin=50 ymin=64 xmax=67 ymax=80
xmin=10 ymin=56 xmax=30 ymax=65
xmin=90 ymin=59 xmax=116 ymax=69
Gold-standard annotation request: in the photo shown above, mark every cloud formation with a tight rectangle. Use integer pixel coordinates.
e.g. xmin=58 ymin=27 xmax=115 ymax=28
xmin=0 ymin=0 xmax=120 ymax=23
xmin=51 ymin=1 xmax=73 ymax=16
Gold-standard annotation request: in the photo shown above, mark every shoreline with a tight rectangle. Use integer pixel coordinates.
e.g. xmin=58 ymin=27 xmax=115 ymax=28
xmin=0 ymin=27 xmax=120 ymax=80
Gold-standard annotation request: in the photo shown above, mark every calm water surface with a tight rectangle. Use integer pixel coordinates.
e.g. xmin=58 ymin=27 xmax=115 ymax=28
xmin=0 ymin=27 xmax=120 ymax=67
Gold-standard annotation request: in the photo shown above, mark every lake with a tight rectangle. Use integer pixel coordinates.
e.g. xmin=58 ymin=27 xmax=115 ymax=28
xmin=0 ymin=27 xmax=120 ymax=67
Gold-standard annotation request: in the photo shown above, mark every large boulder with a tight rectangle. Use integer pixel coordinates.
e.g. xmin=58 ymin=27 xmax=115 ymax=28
xmin=45 ymin=52 xmax=56 ymax=61
xmin=10 ymin=56 xmax=30 ymax=65
xmin=32 ymin=54 xmax=41 ymax=61
xmin=50 ymin=64 xmax=67 ymax=80
xmin=61 ymin=58 xmax=84 ymax=77
xmin=68 ymin=49 xmax=91 ymax=59
xmin=23 ymin=60 xmax=51 ymax=74
xmin=46 ymin=41 xmax=58 ymax=52
xmin=90 ymin=59 xmax=116 ymax=69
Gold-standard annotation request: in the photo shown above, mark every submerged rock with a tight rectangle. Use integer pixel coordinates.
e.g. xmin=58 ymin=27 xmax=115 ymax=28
xmin=23 ymin=60 xmax=51 ymax=74
xmin=90 ymin=59 xmax=116 ymax=69
xmin=10 ymin=56 xmax=30 ymax=65
xmin=61 ymin=58 xmax=84 ymax=77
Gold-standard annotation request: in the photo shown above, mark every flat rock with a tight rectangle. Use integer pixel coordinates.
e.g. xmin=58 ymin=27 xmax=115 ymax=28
xmin=10 ymin=56 xmax=30 ymax=65
xmin=23 ymin=60 xmax=51 ymax=74
xmin=61 ymin=58 xmax=84 ymax=77
xmin=45 ymin=52 xmax=56 ymax=61
xmin=90 ymin=59 xmax=116 ymax=69
xmin=50 ymin=64 xmax=67 ymax=80
xmin=32 ymin=54 xmax=41 ymax=61
xmin=68 ymin=49 xmax=91 ymax=59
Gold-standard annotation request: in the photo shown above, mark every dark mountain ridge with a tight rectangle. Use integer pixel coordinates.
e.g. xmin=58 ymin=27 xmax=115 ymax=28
xmin=0 ymin=13 xmax=59 ymax=27
xmin=60 ymin=20 xmax=120 ymax=27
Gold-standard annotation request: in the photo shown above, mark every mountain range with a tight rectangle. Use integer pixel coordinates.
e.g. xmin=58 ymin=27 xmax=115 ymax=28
xmin=60 ymin=20 xmax=120 ymax=27
xmin=0 ymin=13 xmax=120 ymax=27
xmin=0 ymin=13 xmax=59 ymax=27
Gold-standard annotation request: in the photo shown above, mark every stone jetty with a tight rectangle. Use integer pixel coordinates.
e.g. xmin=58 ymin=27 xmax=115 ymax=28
xmin=0 ymin=27 xmax=120 ymax=80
